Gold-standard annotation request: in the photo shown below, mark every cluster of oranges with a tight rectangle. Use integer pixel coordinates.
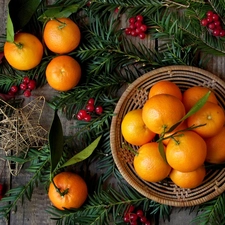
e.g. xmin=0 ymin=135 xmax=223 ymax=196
xmin=4 ymin=17 xmax=82 ymax=92
xmin=121 ymin=80 xmax=225 ymax=189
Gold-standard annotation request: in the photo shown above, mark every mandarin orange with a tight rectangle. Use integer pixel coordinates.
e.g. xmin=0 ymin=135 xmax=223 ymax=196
xmin=134 ymin=142 xmax=171 ymax=182
xmin=142 ymin=94 xmax=185 ymax=134
xmin=166 ymin=130 xmax=207 ymax=172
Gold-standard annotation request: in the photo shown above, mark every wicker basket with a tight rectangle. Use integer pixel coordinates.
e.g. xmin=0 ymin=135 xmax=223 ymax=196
xmin=110 ymin=65 xmax=225 ymax=207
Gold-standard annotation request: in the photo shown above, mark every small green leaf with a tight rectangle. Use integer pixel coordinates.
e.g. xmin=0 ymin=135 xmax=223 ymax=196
xmin=38 ymin=4 xmax=80 ymax=22
xmin=158 ymin=141 xmax=167 ymax=163
xmin=61 ymin=135 xmax=102 ymax=168
xmin=6 ymin=9 xmax=14 ymax=42
xmin=49 ymin=110 xmax=64 ymax=173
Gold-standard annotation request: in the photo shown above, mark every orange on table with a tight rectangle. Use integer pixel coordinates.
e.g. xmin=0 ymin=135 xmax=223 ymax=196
xmin=162 ymin=121 xmax=187 ymax=145
xmin=148 ymin=80 xmax=182 ymax=101
xmin=182 ymin=86 xmax=218 ymax=112
xmin=4 ymin=32 xmax=43 ymax=70
xmin=46 ymin=55 xmax=81 ymax=91
xmin=133 ymin=142 xmax=171 ymax=182
xmin=205 ymin=124 xmax=225 ymax=164
xmin=142 ymin=94 xmax=185 ymax=134
xmin=169 ymin=165 xmax=206 ymax=189
xmin=121 ymin=109 xmax=155 ymax=146
xmin=43 ymin=17 xmax=81 ymax=54
xmin=187 ymin=101 xmax=225 ymax=138
xmin=48 ymin=172 xmax=88 ymax=210
xmin=166 ymin=130 xmax=207 ymax=172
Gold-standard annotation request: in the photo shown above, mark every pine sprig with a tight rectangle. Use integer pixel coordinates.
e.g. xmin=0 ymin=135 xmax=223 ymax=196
xmin=192 ymin=193 xmax=225 ymax=225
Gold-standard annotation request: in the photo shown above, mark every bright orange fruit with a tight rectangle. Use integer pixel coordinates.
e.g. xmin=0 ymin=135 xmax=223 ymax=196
xmin=43 ymin=17 xmax=81 ymax=54
xmin=142 ymin=94 xmax=185 ymax=134
xmin=46 ymin=55 xmax=81 ymax=91
xmin=166 ymin=130 xmax=207 ymax=172
xmin=134 ymin=142 xmax=171 ymax=182
xmin=4 ymin=32 xmax=43 ymax=70
xmin=121 ymin=109 xmax=156 ymax=146
xmin=149 ymin=80 xmax=182 ymax=101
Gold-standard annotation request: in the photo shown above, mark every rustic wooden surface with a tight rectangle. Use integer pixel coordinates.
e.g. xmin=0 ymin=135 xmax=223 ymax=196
xmin=1 ymin=1 xmax=225 ymax=225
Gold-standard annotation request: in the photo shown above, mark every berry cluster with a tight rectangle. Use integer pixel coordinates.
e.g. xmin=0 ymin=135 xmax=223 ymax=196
xmin=123 ymin=205 xmax=151 ymax=225
xmin=200 ymin=11 xmax=225 ymax=37
xmin=125 ymin=15 xmax=148 ymax=39
xmin=76 ymin=98 xmax=103 ymax=122
xmin=8 ymin=76 xmax=36 ymax=98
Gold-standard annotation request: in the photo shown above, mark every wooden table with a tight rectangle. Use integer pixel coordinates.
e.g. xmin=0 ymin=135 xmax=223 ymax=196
xmin=0 ymin=1 xmax=225 ymax=225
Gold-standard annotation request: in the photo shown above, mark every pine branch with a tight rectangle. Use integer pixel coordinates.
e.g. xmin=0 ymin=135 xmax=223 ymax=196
xmin=192 ymin=193 xmax=225 ymax=225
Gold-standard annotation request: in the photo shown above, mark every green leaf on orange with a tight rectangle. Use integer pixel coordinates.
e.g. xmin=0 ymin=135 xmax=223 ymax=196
xmin=49 ymin=110 xmax=64 ymax=173
xmin=6 ymin=9 xmax=14 ymax=42
xmin=158 ymin=140 xmax=167 ymax=163
xmin=60 ymin=135 xmax=102 ymax=168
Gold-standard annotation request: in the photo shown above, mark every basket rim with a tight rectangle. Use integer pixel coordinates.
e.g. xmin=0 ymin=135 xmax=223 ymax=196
xmin=110 ymin=65 xmax=225 ymax=207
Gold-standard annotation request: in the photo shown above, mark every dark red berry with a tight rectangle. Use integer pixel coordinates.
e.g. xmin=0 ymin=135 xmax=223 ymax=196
xmin=145 ymin=221 xmax=151 ymax=225
xmin=140 ymin=216 xmax=147 ymax=223
xmin=206 ymin=11 xmax=214 ymax=18
xmin=114 ymin=7 xmax=119 ymax=13
xmin=23 ymin=76 xmax=30 ymax=84
xmin=213 ymin=29 xmax=220 ymax=36
xmin=125 ymin=27 xmax=132 ymax=35
xmin=207 ymin=17 xmax=213 ymax=23
xmin=139 ymin=32 xmax=146 ymax=39
xmin=128 ymin=205 xmax=135 ymax=213
xmin=131 ymin=30 xmax=138 ymax=36
xmin=135 ymin=28 xmax=141 ymax=35
xmin=135 ymin=21 xmax=142 ymax=28
xmin=200 ymin=18 xmax=208 ymax=26
xmin=83 ymin=114 xmax=91 ymax=122
xmin=23 ymin=89 xmax=31 ymax=97
xmin=136 ymin=209 xmax=144 ymax=217
xmin=0 ymin=184 xmax=3 ymax=194
xmin=86 ymin=103 xmax=95 ymax=112
xmin=214 ymin=20 xmax=221 ymax=27
xmin=77 ymin=109 xmax=87 ymax=119
xmin=136 ymin=14 xmax=143 ymax=22
xmin=212 ymin=13 xmax=219 ymax=21
xmin=27 ymin=80 xmax=36 ymax=90
xmin=140 ymin=24 xmax=147 ymax=32
xmin=208 ymin=23 xmax=215 ymax=30
xmin=76 ymin=113 xmax=83 ymax=120
xmin=8 ymin=90 xmax=15 ymax=96
xmin=10 ymin=85 xmax=19 ymax=93
xmin=87 ymin=98 xmax=95 ymax=105
xmin=220 ymin=30 xmax=225 ymax=37
xmin=20 ymin=83 xmax=27 ymax=90
xmin=130 ymin=213 xmax=138 ymax=221
xmin=95 ymin=106 xmax=103 ymax=115
xmin=123 ymin=213 xmax=130 ymax=222
xmin=130 ymin=221 xmax=138 ymax=225
xmin=129 ymin=23 xmax=136 ymax=30
xmin=129 ymin=17 xmax=136 ymax=24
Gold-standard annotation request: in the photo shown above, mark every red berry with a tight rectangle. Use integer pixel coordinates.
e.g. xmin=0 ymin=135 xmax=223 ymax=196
xmin=145 ymin=221 xmax=151 ymax=225
xmin=208 ymin=23 xmax=215 ymax=30
xmin=77 ymin=109 xmax=87 ymax=119
xmin=76 ymin=113 xmax=83 ymax=120
xmin=125 ymin=27 xmax=132 ymax=35
xmin=23 ymin=89 xmax=31 ymax=97
xmin=86 ymin=103 xmax=95 ymax=112
xmin=83 ymin=114 xmax=91 ymax=122
xmin=128 ymin=205 xmax=135 ymax=213
xmin=136 ymin=14 xmax=143 ymax=22
xmin=130 ymin=213 xmax=138 ymax=221
xmin=213 ymin=29 xmax=220 ymax=36
xmin=20 ymin=83 xmax=27 ymax=90
xmin=135 ymin=21 xmax=142 ymax=28
xmin=10 ymin=85 xmax=19 ymax=93
xmin=27 ymin=80 xmax=36 ymax=90
xmin=200 ymin=18 xmax=208 ymax=26
xmin=95 ymin=106 xmax=103 ymax=115
xmin=135 ymin=28 xmax=142 ymax=35
xmin=129 ymin=17 xmax=136 ymax=24
xmin=23 ymin=76 xmax=30 ymax=84
xmin=207 ymin=17 xmax=213 ymax=23
xmin=129 ymin=23 xmax=136 ymax=30
xmin=140 ymin=24 xmax=147 ymax=32
xmin=8 ymin=90 xmax=15 ymax=96
xmin=139 ymin=32 xmax=146 ymax=39
xmin=220 ymin=30 xmax=225 ymax=37
xmin=136 ymin=209 xmax=144 ymax=217
xmin=123 ymin=213 xmax=130 ymax=222
xmin=140 ymin=216 xmax=147 ymax=223
xmin=206 ymin=11 xmax=214 ymax=18
xmin=214 ymin=21 xmax=221 ymax=27
xmin=87 ymin=98 xmax=95 ymax=105
xmin=130 ymin=221 xmax=138 ymax=225
xmin=114 ymin=7 xmax=119 ymax=13
xmin=212 ymin=13 xmax=219 ymax=21
xmin=131 ymin=30 xmax=138 ymax=37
